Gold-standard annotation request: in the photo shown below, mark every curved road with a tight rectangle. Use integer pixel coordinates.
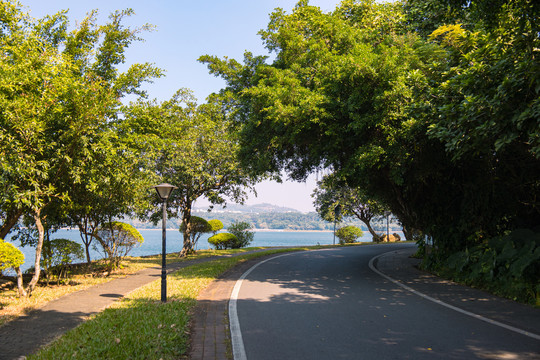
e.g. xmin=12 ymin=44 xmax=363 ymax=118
xmin=232 ymin=244 xmax=540 ymax=359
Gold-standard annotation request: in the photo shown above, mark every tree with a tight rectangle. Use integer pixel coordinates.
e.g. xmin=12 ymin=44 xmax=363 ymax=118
xmin=122 ymin=90 xmax=258 ymax=256
xmin=179 ymin=216 xmax=212 ymax=250
xmin=200 ymin=0 xmax=539 ymax=256
xmin=336 ymin=226 xmax=363 ymax=245
xmin=227 ymin=221 xmax=255 ymax=248
xmin=0 ymin=2 xmax=161 ymax=294
xmin=313 ymin=174 xmax=385 ymax=242
xmin=200 ymin=0 xmax=435 ymax=238
xmin=94 ymin=222 xmax=144 ymax=269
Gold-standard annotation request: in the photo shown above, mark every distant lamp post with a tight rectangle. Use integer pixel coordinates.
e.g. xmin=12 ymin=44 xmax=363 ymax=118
xmin=333 ymin=204 xmax=341 ymax=245
xmin=154 ymin=183 xmax=177 ymax=303
xmin=385 ymin=211 xmax=391 ymax=242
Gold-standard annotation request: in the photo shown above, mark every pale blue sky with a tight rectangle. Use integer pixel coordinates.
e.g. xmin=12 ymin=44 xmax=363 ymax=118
xmin=21 ymin=0 xmax=342 ymax=212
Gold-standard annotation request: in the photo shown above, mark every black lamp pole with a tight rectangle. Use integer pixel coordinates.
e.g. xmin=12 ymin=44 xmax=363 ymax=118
xmin=161 ymin=197 xmax=167 ymax=302
xmin=333 ymin=205 xmax=341 ymax=245
xmin=154 ymin=183 xmax=177 ymax=303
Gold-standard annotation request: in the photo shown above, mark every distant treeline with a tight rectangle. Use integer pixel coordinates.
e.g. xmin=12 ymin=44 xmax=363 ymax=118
xmin=125 ymin=212 xmax=401 ymax=233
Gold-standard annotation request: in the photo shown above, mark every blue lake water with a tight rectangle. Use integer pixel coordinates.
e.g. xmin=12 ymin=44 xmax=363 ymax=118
xmin=6 ymin=229 xmax=401 ymax=272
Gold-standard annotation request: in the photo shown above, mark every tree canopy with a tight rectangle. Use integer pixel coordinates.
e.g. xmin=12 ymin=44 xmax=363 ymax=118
xmin=200 ymin=0 xmax=540 ymax=256
xmin=122 ymin=90 xmax=259 ymax=255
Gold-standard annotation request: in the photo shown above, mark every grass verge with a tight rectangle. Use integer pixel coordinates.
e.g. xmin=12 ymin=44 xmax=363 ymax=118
xmin=0 ymin=247 xmax=266 ymax=327
xmin=27 ymin=247 xmax=311 ymax=360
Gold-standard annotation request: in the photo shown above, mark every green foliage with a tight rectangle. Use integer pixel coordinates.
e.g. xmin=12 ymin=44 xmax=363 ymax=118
xmin=201 ymin=0 xmax=540 ymax=258
xmin=227 ymin=221 xmax=255 ymax=249
xmin=208 ymin=233 xmax=238 ymax=250
xmin=434 ymin=229 xmax=540 ymax=305
xmin=0 ymin=1 xmax=161 ymax=294
xmin=41 ymin=238 xmax=84 ymax=283
xmin=336 ymin=226 xmax=363 ymax=245
xmin=94 ymin=222 xmax=144 ymax=268
xmin=122 ymin=89 xmax=258 ymax=256
xmin=179 ymin=216 xmax=212 ymax=250
xmin=0 ymin=239 xmax=24 ymax=273
xmin=208 ymin=219 xmax=224 ymax=234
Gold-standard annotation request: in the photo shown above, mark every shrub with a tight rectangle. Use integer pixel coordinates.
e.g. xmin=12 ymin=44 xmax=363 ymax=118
xmin=441 ymin=229 xmax=540 ymax=305
xmin=0 ymin=239 xmax=24 ymax=274
xmin=227 ymin=221 xmax=255 ymax=248
xmin=336 ymin=226 xmax=363 ymax=245
xmin=208 ymin=219 xmax=224 ymax=235
xmin=94 ymin=222 xmax=144 ymax=269
xmin=180 ymin=216 xmax=213 ymax=249
xmin=41 ymin=238 xmax=84 ymax=284
xmin=208 ymin=233 xmax=238 ymax=250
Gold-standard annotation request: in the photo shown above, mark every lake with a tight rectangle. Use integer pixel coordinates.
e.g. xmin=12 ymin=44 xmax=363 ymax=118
xmin=6 ymin=228 xmax=399 ymax=272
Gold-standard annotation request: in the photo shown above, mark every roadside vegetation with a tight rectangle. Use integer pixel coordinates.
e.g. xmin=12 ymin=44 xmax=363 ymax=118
xmin=0 ymin=248 xmax=261 ymax=327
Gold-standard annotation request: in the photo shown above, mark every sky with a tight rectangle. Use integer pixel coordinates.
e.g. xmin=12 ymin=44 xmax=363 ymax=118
xmin=20 ymin=0 xmax=343 ymax=212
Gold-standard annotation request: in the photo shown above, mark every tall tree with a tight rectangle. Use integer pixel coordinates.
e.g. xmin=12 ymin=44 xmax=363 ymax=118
xmin=312 ymin=174 xmax=385 ymax=241
xmin=0 ymin=2 xmax=161 ymax=295
xmin=121 ymin=90 xmax=258 ymax=256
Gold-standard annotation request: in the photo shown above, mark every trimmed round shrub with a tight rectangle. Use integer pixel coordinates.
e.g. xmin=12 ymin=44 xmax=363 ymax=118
xmin=179 ymin=216 xmax=212 ymax=234
xmin=208 ymin=219 xmax=224 ymax=234
xmin=208 ymin=233 xmax=238 ymax=250
xmin=0 ymin=239 xmax=24 ymax=274
xmin=336 ymin=226 xmax=363 ymax=245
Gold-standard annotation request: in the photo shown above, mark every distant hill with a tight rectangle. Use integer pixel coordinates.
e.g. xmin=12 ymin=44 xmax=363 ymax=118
xmin=125 ymin=202 xmax=402 ymax=234
xmin=193 ymin=203 xmax=301 ymax=214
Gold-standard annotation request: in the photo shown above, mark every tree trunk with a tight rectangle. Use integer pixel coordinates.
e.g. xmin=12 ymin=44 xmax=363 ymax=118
xmin=0 ymin=209 xmax=23 ymax=239
xmin=27 ymin=210 xmax=45 ymax=296
xmin=15 ymin=266 xmax=27 ymax=297
xmin=364 ymin=221 xmax=382 ymax=243
xmin=179 ymin=204 xmax=193 ymax=257
xmin=77 ymin=218 xmax=93 ymax=264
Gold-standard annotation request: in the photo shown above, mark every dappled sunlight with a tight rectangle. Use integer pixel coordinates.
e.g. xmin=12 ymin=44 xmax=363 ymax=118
xmin=467 ymin=345 xmax=538 ymax=359
xmin=241 ymin=279 xmax=332 ymax=303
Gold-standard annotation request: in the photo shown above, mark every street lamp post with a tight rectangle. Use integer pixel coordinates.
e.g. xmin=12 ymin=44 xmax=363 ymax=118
xmin=154 ymin=183 xmax=177 ymax=303
xmin=333 ymin=205 xmax=341 ymax=245
xmin=385 ymin=211 xmax=391 ymax=242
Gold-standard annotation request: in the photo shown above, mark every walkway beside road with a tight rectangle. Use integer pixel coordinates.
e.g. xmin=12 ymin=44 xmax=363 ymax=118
xmin=0 ymin=249 xmax=274 ymax=360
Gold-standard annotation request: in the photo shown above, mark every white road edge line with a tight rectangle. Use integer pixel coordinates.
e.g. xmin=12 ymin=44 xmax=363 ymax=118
xmin=369 ymin=250 xmax=540 ymax=341
xmin=229 ymin=252 xmax=302 ymax=360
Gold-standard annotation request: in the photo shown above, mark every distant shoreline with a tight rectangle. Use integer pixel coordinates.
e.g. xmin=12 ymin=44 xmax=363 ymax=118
xmin=59 ymin=228 xmax=402 ymax=233
xmin=136 ymin=228 xmax=334 ymax=232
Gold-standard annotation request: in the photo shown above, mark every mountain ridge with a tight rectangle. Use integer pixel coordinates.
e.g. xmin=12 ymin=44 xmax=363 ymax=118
xmin=193 ymin=202 xmax=303 ymax=214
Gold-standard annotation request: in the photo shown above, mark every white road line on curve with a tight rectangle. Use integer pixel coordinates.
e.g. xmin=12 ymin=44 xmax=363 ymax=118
xmin=229 ymin=252 xmax=303 ymax=360
xmin=369 ymin=250 xmax=540 ymax=341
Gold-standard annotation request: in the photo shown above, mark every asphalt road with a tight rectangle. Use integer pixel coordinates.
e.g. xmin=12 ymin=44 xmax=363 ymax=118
xmin=232 ymin=244 xmax=540 ymax=359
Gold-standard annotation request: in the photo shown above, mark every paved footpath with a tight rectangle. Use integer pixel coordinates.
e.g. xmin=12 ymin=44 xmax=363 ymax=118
xmin=0 ymin=249 xmax=273 ymax=360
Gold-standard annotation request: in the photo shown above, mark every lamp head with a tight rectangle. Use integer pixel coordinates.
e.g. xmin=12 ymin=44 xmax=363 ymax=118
xmin=154 ymin=183 xmax=177 ymax=200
